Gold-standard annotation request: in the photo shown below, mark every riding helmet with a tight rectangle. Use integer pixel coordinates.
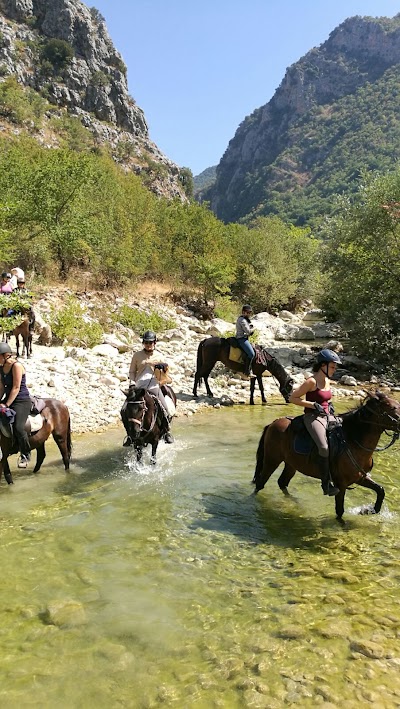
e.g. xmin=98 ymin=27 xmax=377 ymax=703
xmin=0 ymin=342 xmax=12 ymax=355
xmin=242 ymin=304 xmax=253 ymax=312
xmin=142 ymin=330 xmax=157 ymax=343
xmin=316 ymin=349 xmax=342 ymax=365
xmin=1 ymin=272 xmax=11 ymax=279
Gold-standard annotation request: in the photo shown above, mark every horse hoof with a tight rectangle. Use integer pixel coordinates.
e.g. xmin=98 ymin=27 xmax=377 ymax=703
xmin=359 ymin=504 xmax=376 ymax=515
xmin=262 ymin=401 xmax=268 ymax=406
xmin=250 ymin=401 xmax=255 ymax=406
xmin=150 ymin=457 xmax=157 ymax=465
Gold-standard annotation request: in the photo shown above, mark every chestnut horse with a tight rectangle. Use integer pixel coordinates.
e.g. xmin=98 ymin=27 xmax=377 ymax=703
xmin=193 ymin=336 xmax=293 ymax=404
xmin=121 ymin=384 xmax=177 ymax=464
xmin=253 ymin=392 xmax=400 ymax=520
xmin=0 ymin=398 xmax=71 ymax=485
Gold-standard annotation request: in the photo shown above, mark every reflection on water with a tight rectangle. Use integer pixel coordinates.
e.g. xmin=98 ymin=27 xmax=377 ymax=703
xmin=1 ymin=402 xmax=400 ymax=707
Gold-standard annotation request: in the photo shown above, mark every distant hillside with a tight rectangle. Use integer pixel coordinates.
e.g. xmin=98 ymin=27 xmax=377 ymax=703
xmin=0 ymin=0 xmax=188 ymax=200
xmin=193 ymin=165 xmax=217 ymax=198
xmin=206 ymin=14 xmax=400 ymax=225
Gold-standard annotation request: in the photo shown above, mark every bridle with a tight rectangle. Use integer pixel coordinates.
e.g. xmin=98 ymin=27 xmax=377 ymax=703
xmin=354 ymin=401 xmax=400 ymax=452
xmin=127 ymin=396 xmax=157 ymax=438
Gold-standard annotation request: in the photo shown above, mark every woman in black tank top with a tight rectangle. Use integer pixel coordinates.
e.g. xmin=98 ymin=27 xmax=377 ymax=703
xmin=0 ymin=342 xmax=31 ymax=468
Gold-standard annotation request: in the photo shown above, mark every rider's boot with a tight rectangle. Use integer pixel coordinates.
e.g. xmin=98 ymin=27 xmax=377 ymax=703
xmin=244 ymin=355 xmax=254 ymax=377
xmin=319 ymin=456 xmax=339 ymax=496
xmin=161 ymin=410 xmax=174 ymax=444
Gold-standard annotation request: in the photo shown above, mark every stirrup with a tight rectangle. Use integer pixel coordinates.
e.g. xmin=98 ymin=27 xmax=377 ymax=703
xmin=322 ymin=481 xmax=340 ymax=496
xmin=18 ymin=456 xmax=28 ymax=469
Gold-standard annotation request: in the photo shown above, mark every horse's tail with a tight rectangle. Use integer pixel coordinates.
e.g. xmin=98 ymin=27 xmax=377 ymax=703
xmin=253 ymin=424 xmax=270 ymax=485
xmin=66 ymin=414 xmax=72 ymax=458
xmin=264 ymin=352 xmax=294 ymax=403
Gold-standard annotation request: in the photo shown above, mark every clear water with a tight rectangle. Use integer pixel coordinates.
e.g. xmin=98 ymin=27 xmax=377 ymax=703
xmin=1 ymin=402 xmax=400 ymax=708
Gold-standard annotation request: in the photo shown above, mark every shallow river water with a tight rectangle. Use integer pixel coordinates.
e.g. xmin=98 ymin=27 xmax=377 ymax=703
xmin=1 ymin=401 xmax=400 ymax=708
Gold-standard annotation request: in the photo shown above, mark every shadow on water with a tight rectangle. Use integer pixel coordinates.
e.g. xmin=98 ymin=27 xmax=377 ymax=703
xmin=190 ymin=480 xmax=356 ymax=552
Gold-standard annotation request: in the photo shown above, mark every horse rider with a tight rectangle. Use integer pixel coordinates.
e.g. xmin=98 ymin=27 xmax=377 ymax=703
xmin=235 ymin=304 xmax=255 ymax=376
xmin=128 ymin=330 xmax=175 ymax=444
xmin=0 ymin=342 xmax=31 ymax=468
xmin=289 ymin=348 xmax=341 ymax=497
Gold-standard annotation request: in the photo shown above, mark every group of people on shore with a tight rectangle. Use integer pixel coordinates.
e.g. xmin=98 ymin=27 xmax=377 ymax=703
xmin=0 ymin=267 xmax=27 ymax=294
xmin=0 ymin=297 xmax=341 ymax=495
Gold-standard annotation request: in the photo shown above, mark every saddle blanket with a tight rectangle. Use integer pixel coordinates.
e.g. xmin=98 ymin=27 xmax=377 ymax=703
xmin=229 ymin=346 xmax=245 ymax=363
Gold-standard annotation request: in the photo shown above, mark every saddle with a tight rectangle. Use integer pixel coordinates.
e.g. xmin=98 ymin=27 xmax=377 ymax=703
xmin=226 ymin=337 xmax=245 ymax=363
xmin=288 ymin=414 xmax=347 ymax=466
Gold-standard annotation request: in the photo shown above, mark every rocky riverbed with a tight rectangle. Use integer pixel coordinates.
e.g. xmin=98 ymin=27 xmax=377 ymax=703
xmin=21 ymin=291 xmax=395 ymax=434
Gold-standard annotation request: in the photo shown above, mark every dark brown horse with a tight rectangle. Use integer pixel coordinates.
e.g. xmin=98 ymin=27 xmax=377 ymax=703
xmin=193 ymin=337 xmax=293 ymax=404
xmin=253 ymin=391 xmax=400 ymax=520
xmin=121 ymin=385 xmax=177 ymax=464
xmin=0 ymin=398 xmax=71 ymax=485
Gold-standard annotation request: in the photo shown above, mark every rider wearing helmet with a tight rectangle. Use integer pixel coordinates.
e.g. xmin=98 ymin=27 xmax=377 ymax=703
xmin=128 ymin=330 xmax=175 ymax=444
xmin=289 ymin=349 xmax=342 ymax=496
xmin=0 ymin=342 xmax=31 ymax=468
xmin=235 ymin=304 xmax=255 ymax=377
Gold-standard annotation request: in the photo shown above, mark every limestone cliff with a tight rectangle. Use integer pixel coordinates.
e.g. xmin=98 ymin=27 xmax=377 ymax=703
xmin=0 ymin=0 xmax=187 ymax=200
xmin=206 ymin=14 xmax=400 ymax=224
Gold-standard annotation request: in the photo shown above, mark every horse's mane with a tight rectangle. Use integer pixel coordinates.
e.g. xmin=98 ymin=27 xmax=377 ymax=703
xmin=340 ymin=391 xmax=388 ymax=436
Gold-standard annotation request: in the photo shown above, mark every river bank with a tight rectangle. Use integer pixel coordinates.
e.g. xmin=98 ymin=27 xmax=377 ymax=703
xmin=20 ymin=288 xmax=396 ymax=434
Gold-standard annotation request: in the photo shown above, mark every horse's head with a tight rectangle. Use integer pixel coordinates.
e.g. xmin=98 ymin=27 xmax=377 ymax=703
xmin=362 ymin=391 xmax=400 ymax=433
xmin=121 ymin=387 xmax=149 ymax=441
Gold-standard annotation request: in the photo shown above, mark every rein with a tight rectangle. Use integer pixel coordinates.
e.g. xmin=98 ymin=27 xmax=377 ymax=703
xmin=127 ymin=397 xmax=157 ymax=437
xmin=354 ymin=403 xmax=400 ymax=452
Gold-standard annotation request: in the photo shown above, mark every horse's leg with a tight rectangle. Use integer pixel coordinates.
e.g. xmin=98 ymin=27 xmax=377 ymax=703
xmin=150 ymin=440 xmax=158 ymax=465
xmin=258 ymin=374 xmax=267 ymax=405
xmin=203 ymin=371 xmax=213 ymax=398
xmin=356 ymin=476 xmax=385 ymax=514
xmin=33 ymin=443 xmax=46 ymax=473
xmin=15 ymin=334 xmax=20 ymax=358
xmin=277 ymin=463 xmax=296 ymax=495
xmin=335 ymin=490 xmax=346 ymax=521
xmin=135 ymin=444 xmax=143 ymax=463
xmin=52 ymin=432 xmax=70 ymax=471
xmin=249 ymin=376 xmax=256 ymax=405
xmin=193 ymin=373 xmax=199 ymax=397
xmin=2 ymin=457 xmax=13 ymax=485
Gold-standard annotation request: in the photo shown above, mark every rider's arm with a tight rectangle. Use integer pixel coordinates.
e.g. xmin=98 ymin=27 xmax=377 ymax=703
xmin=289 ymin=377 xmax=316 ymax=409
xmin=6 ymin=363 xmax=23 ymax=407
xmin=129 ymin=352 xmax=138 ymax=381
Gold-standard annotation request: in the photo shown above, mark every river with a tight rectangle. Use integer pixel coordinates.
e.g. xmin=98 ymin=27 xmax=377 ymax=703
xmin=1 ymin=402 xmax=400 ymax=708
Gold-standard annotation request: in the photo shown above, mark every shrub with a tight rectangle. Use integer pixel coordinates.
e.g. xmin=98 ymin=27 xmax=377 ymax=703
xmin=116 ymin=306 xmax=176 ymax=334
xmin=40 ymin=39 xmax=74 ymax=72
xmin=50 ymin=297 xmax=103 ymax=348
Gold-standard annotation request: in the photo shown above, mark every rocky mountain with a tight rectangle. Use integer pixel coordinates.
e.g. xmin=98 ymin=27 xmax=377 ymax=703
xmin=0 ymin=0 xmax=187 ymax=199
xmin=206 ymin=14 xmax=400 ymax=225
xmin=193 ymin=165 xmax=216 ymax=198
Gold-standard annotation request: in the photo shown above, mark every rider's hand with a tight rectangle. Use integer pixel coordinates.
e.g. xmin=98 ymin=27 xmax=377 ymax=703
xmin=313 ymin=402 xmax=325 ymax=415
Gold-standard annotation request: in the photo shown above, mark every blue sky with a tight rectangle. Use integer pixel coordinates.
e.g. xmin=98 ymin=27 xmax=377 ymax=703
xmin=91 ymin=1 xmax=399 ymax=175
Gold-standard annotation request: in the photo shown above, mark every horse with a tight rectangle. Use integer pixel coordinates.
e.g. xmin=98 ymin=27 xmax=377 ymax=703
xmin=10 ymin=310 xmax=34 ymax=358
xmin=193 ymin=336 xmax=293 ymax=404
xmin=121 ymin=384 xmax=177 ymax=464
xmin=252 ymin=391 xmax=400 ymax=520
xmin=0 ymin=398 xmax=71 ymax=485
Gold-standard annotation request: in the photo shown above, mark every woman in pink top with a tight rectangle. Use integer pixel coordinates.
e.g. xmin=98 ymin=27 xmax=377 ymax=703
xmin=289 ymin=349 xmax=342 ymax=496
xmin=0 ymin=272 xmax=14 ymax=293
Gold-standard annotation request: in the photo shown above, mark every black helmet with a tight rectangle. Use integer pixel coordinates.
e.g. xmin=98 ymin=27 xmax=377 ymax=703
xmin=242 ymin=304 xmax=253 ymax=312
xmin=1 ymin=272 xmax=11 ymax=279
xmin=316 ymin=349 xmax=341 ymax=365
xmin=0 ymin=342 xmax=12 ymax=355
xmin=142 ymin=330 xmax=157 ymax=343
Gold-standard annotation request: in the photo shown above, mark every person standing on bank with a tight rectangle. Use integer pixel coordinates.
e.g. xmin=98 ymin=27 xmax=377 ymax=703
xmin=236 ymin=304 xmax=255 ymax=377
xmin=0 ymin=342 xmax=31 ymax=468
xmin=288 ymin=349 xmax=341 ymax=497
xmin=128 ymin=330 xmax=175 ymax=444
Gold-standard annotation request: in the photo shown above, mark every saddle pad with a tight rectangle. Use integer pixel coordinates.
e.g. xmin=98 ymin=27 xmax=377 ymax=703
xmin=293 ymin=432 xmax=314 ymax=455
xmin=229 ymin=346 xmax=244 ymax=363
xmin=28 ymin=413 xmax=43 ymax=434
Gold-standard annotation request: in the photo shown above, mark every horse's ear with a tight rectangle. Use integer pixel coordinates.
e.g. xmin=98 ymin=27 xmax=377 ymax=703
xmin=134 ymin=388 xmax=146 ymax=399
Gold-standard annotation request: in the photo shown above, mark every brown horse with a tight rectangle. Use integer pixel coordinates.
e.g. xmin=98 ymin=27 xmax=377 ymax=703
xmin=193 ymin=336 xmax=293 ymax=404
xmin=0 ymin=398 xmax=71 ymax=485
xmin=121 ymin=384 xmax=177 ymax=464
xmin=11 ymin=310 xmax=34 ymax=358
xmin=253 ymin=391 xmax=400 ymax=520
